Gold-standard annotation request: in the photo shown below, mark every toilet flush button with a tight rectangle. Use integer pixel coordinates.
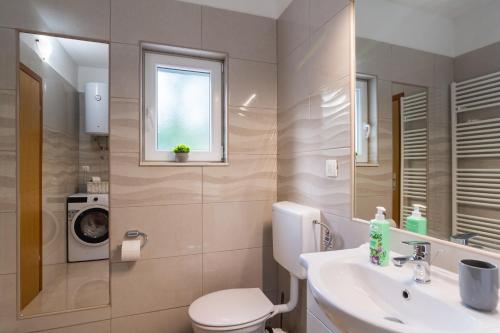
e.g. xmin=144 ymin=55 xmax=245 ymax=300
xmin=325 ymin=160 xmax=338 ymax=177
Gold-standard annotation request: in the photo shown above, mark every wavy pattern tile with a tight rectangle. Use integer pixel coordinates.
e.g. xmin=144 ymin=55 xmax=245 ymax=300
xmin=0 ymin=150 xmax=15 ymax=212
xmin=110 ymin=98 xmax=139 ymax=153
xmin=110 ymin=153 xmax=202 ymax=207
xmin=278 ymin=148 xmax=351 ymax=218
xmin=111 ymin=255 xmax=202 ymax=317
xmin=229 ymin=107 xmax=277 ymax=154
xmin=202 ymin=247 xmax=277 ymax=294
xmin=0 ymin=212 xmax=16 ymax=274
xmin=202 ymin=153 xmax=277 ymax=203
xmin=110 ymin=204 xmax=202 ymax=261
xmin=43 ymin=157 xmax=79 ymax=213
xmin=278 ymin=77 xmax=350 ymax=154
xmin=43 ymin=128 xmax=78 ymax=161
xmin=0 ymin=90 xmax=15 ymax=151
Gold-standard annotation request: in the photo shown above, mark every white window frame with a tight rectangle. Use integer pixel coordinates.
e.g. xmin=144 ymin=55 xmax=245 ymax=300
xmin=141 ymin=44 xmax=227 ymax=165
xmin=355 ymin=79 xmax=369 ymax=163
xmin=355 ymin=74 xmax=378 ymax=166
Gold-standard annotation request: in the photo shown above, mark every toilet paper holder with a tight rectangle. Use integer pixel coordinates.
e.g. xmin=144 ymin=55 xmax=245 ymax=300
xmin=125 ymin=230 xmax=148 ymax=249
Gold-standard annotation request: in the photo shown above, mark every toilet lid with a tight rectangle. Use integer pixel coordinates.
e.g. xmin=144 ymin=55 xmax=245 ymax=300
xmin=188 ymin=288 xmax=274 ymax=327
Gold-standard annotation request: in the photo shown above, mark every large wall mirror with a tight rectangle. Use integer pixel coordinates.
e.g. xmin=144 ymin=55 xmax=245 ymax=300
xmin=354 ymin=0 xmax=500 ymax=254
xmin=18 ymin=32 xmax=109 ymax=316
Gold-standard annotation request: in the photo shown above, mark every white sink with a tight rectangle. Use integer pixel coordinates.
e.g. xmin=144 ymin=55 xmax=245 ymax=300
xmin=300 ymin=244 xmax=500 ymax=333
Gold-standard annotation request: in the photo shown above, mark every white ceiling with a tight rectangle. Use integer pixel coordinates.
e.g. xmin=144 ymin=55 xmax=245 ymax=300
xmin=388 ymin=0 xmax=496 ymax=19
xmin=178 ymin=0 xmax=292 ymax=18
xmin=57 ymin=37 xmax=108 ymax=68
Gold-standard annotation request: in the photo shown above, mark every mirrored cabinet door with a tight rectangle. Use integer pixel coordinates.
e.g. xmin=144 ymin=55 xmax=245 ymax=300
xmin=18 ymin=32 xmax=110 ymax=316
xmin=354 ymin=0 xmax=500 ymax=254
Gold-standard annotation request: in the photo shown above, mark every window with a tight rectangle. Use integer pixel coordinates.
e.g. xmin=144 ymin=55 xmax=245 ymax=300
xmin=142 ymin=48 xmax=226 ymax=163
xmin=355 ymin=74 xmax=378 ymax=165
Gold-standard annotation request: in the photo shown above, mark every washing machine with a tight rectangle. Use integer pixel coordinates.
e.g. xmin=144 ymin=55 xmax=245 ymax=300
xmin=67 ymin=193 xmax=109 ymax=262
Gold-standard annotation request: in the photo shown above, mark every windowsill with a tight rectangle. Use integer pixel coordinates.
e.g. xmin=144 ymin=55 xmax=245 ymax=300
xmin=356 ymin=162 xmax=380 ymax=167
xmin=140 ymin=160 xmax=229 ymax=167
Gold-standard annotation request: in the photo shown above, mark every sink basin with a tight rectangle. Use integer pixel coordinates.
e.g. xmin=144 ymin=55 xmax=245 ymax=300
xmin=300 ymin=245 xmax=500 ymax=333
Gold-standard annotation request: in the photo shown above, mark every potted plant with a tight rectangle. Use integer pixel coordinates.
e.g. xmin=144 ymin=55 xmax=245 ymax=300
xmin=173 ymin=144 xmax=190 ymax=162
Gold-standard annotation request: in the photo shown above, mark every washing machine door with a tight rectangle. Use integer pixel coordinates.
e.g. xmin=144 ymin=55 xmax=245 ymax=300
xmin=71 ymin=205 xmax=109 ymax=246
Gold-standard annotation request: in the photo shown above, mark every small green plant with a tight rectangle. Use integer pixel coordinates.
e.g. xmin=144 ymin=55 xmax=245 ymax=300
xmin=173 ymin=144 xmax=190 ymax=154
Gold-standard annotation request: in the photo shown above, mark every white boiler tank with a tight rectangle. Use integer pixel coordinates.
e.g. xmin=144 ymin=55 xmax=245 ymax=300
xmin=85 ymin=82 xmax=109 ymax=135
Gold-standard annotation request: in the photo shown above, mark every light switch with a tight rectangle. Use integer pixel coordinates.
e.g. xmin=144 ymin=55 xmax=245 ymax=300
xmin=325 ymin=159 xmax=338 ymax=177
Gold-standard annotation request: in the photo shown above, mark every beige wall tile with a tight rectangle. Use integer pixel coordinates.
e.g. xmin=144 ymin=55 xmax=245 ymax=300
xmin=308 ymin=77 xmax=350 ymax=149
xmin=110 ymin=98 xmax=139 ymax=153
xmin=323 ymin=214 xmax=369 ymax=250
xmin=0 ymin=93 xmax=15 ymax=152
xmin=308 ymin=6 xmax=350 ymax=95
xmin=110 ymin=153 xmax=202 ymax=207
xmin=228 ymin=58 xmax=277 ymax=109
xmin=0 ymin=0 xmax=110 ymax=40
xmin=18 ymin=306 xmax=111 ymax=333
xmin=203 ymin=201 xmax=273 ymax=253
xmin=111 ymin=255 xmax=202 ymax=317
xmin=391 ymin=45 xmax=434 ymax=88
xmin=356 ymin=38 xmax=392 ymax=81
xmin=278 ymin=148 xmax=351 ymax=218
xmin=34 ymin=320 xmax=110 ymax=333
xmin=111 ymin=306 xmax=191 ymax=333
xmin=202 ymin=7 xmax=276 ymax=63
xmin=0 ymin=150 xmax=15 ymax=212
xmin=277 ymin=0 xmax=309 ymax=61
xmin=110 ymin=204 xmax=202 ymax=261
xmin=454 ymin=41 xmax=500 ymax=82
xmin=202 ymin=247 xmax=277 ymax=294
xmin=277 ymin=99 xmax=310 ymax=154
xmin=1 ymin=270 xmax=111 ymax=332
xmin=354 ymin=194 xmax=392 ymax=221
xmin=228 ymin=107 xmax=277 ymax=155
xmin=277 ymin=41 xmax=311 ymax=111
xmin=42 ymin=211 xmax=67 ymax=265
xmin=0 ymin=274 xmax=17 ymax=332
xmin=278 ymin=78 xmax=350 ymax=154
xmin=110 ymin=0 xmax=201 ymax=47
xmin=0 ymin=30 xmax=16 ymax=90
xmin=110 ymin=43 xmax=139 ymax=99
xmin=433 ymin=54 xmax=454 ymax=88
xmin=0 ymin=212 xmax=16 ymax=274
xmin=309 ymin=0 xmax=350 ymax=33
xmin=203 ymin=154 xmax=277 ymax=203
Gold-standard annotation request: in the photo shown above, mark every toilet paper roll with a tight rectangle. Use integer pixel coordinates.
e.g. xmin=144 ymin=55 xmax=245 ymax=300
xmin=121 ymin=239 xmax=141 ymax=261
xmin=91 ymin=176 xmax=101 ymax=183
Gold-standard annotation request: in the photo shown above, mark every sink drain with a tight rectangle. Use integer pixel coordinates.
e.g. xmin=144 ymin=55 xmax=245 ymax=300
xmin=384 ymin=317 xmax=405 ymax=324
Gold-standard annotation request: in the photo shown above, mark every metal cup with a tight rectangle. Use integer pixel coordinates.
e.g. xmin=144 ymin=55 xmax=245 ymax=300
xmin=459 ymin=259 xmax=499 ymax=312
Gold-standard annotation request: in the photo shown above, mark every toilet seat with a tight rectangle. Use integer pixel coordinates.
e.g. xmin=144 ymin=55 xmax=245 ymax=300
xmin=188 ymin=288 xmax=274 ymax=328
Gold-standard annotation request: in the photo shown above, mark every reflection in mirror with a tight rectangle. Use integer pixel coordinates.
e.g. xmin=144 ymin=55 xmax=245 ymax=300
xmin=18 ymin=32 xmax=109 ymax=316
xmin=354 ymin=0 xmax=500 ymax=254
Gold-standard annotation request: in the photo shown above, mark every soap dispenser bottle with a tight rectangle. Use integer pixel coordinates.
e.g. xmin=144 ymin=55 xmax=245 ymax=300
xmin=405 ymin=204 xmax=427 ymax=235
xmin=369 ymin=206 xmax=390 ymax=266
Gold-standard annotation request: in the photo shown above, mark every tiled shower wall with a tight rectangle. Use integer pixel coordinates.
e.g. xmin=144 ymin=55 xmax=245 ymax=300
xmin=0 ymin=1 xmax=277 ymax=332
xmin=276 ymin=0 xmax=354 ymax=332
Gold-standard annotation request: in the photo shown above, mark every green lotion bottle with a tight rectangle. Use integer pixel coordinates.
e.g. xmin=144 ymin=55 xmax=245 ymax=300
xmin=369 ymin=206 xmax=390 ymax=266
xmin=405 ymin=204 xmax=427 ymax=235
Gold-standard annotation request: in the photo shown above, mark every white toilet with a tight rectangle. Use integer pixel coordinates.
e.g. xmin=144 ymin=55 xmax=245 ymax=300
xmin=188 ymin=201 xmax=321 ymax=333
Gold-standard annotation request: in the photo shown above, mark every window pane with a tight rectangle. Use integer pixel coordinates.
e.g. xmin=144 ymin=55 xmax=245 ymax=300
xmin=157 ymin=67 xmax=211 ymax=151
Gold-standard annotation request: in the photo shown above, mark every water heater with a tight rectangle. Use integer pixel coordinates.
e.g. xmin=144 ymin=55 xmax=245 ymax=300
xmin=85 ymin=82 xmax=109 ymax=135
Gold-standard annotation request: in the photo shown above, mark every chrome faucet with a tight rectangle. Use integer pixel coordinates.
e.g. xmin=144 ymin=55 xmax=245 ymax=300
xmin=450 ymin=232 xmax=477 ymax=246
xmin=392 ymin=241 xmax=431 ymax=284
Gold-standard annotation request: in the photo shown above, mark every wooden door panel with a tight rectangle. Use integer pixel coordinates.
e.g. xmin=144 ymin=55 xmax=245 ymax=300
xmin=19 ymin=65 xmax=43 ymax=309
